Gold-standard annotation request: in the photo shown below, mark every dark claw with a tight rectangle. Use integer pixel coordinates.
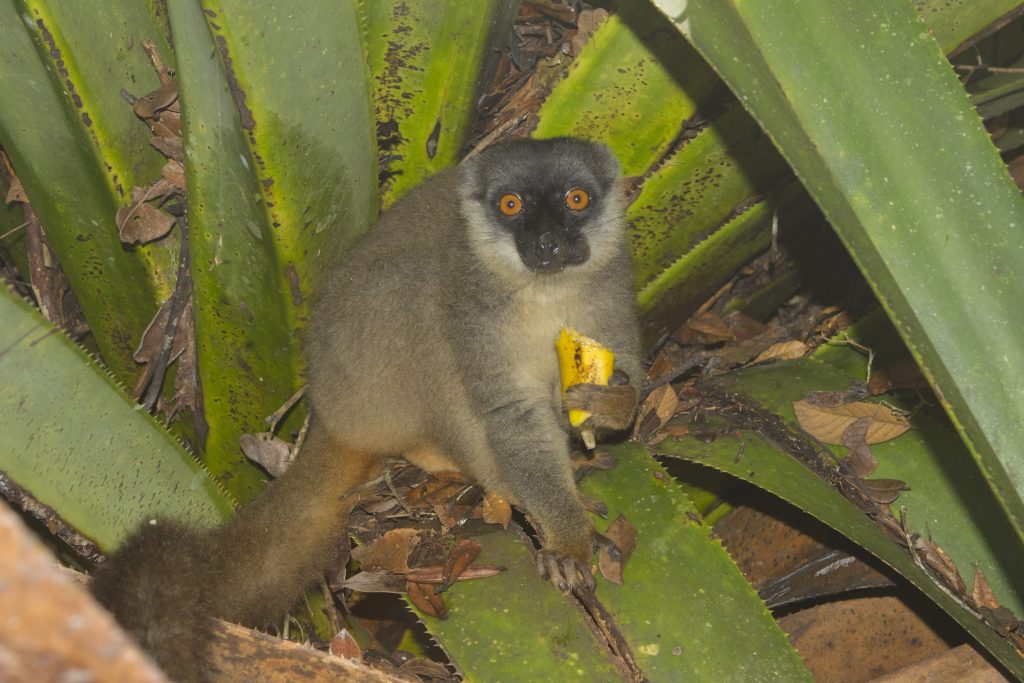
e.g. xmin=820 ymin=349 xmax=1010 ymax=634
xmin=609 ymin=369 xmax=630 ymax=386
xmin=581 ymin=495 xmax=609 ymax=518
xmin=536 ymin=550 xmax=594 ymax=593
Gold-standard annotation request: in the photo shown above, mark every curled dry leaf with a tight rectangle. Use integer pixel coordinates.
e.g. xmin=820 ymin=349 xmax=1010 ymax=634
xmin=407 ymin=580 xmax=447 ymax=619
xmin=752 ymin=339 xmax=809 ymax=364
xmin=598 ymin=514 xmax=638 ymax=586
xmin=840 ymin=416 xmax=877 ymax=477
xmin=329 ymin=629 xmax=363 ymax=662
xmin=133 ymin=295 xmax=189 ymax=365
xmin=859 ymin=478 xmax=907 ymax=505
xmin=116 ymin=180 xmax=177 ymax=245
xmin=633 ymin=384 xmax=680 ymax=441
xmin=569 ymin=8 xmax=609 ymax=55
xmin=971 ymin=566 xmax=999 ymax=611
xmin=441 ymin=539 xmax=481 ymax=590
xmin=793 ymin=399 xmax=910 ymax=445
xmin=480 ymin=491 xmax=512 ymax=529
xmin=675 ymin=311 xmax=733 ymax=345
xmin=239 ymin=432 xmax=292 ymax=478
xmin=161 ymin=159 xmax=186 ymax=191
xmin=403 ymin=564 xmax=506 ymax=585
xmin=351 ymin=528 xmax=421 ymax=574
xmin=5 ymin=174 xmax=27 ymax=203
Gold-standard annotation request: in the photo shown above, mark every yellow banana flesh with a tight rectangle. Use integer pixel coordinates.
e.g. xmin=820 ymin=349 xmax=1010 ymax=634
xmin=556 ymin=328 xmax=615 ymax=449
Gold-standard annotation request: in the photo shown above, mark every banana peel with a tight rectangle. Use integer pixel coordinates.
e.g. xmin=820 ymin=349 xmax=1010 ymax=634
xmin=556 ymin=328 xmax=615 ymax=449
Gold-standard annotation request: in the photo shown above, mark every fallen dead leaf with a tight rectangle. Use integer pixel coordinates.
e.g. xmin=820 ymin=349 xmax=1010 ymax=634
xmin=676 ymin=310 xmax=733 ymax=345
xmin=633 ymin=384 xmax=680 ymax=441
xmin=239 ymin=432 xmax=292 ymax=478
xmin=752 ymin=339 xmax=809 ymax=364
xmin=971 ymin=566 xmax=999 ymax=611
xmin=441 ymin=539 xmax=481 ymax=590
xmin=406 ymin=580 xmax=447 ymax=619
xmin=793 ymin=399 xmax=910 ymax=445
xmin=841 ymin=416 xmax=877 ymax=477
xmin=328 ymin=628 xmax=362 ymax=662
xmin=480 ymin=491 xmax=512 ymax=529
xmin=598 ymin=515 xmax=638 ymax=586
xmin=351 ymin=528 xmax=421 ymax=574
xmin=859 ymin=478 xmax=907 ymax=505
xmin=4 ymin=174 xmax=26 ymax=203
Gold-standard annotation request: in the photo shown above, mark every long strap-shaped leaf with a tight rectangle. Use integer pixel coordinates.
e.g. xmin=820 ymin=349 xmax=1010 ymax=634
xmin=0 ymin=287 xmax=234 ymax=552
xmin=647 ymin=0 xmax=1024 ymax=544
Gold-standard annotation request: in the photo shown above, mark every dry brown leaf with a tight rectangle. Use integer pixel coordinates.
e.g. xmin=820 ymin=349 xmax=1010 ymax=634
xmin=841 ymin=416 xmax=877 ymax=477
xmin=441 ymin=539 xmax=481 ymax=589
xmin=598 ymin=515 xmax=638 ymax=586
xmin=150 ymin=135 xmax=184 ymax=162
xmin=239 ymin=432 xmax=292 ymax=478
xmin=481 ymin=491 xmax=512 ymax=529
xmin=633 ymin=384 xmax=680 ymax=440
xmin=793 ymin=399 xmax=910 ymax=445
xmin=4 ymin=174 xmax=26 ymax=204
xmin=752 ymin=339 xmax=809 ymax=364
xmin=161 ymin=159 xmax=186 ymax=190
xmin=570 ymin=8 xmax=608 ymax=55
xmin=351 ymin=528 xmax=420 ymax=574
xmin=971 ymin=566 xmax=1000 ymax=610
xmin=406 ymin=580 xmax=447 ymax=619
xmin=860 ymin=478 xmax=907 ymax=505
xmin=117 ymin=181 xmax=177 ymax=244
xmin=914 ymin=538 xmax=967 ymax=595
xmin=328 ymin=629 xmax=362 ymax=662
xmin=676 ymin=311 xmax=733 ymax=345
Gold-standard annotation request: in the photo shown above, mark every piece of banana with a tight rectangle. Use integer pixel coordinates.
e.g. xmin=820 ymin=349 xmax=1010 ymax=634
xmin=556 ymin=328 xmax=614 ymax=449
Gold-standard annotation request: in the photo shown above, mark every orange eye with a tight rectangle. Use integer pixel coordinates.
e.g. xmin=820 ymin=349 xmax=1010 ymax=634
xmin=498 ymin=193 xmax=523 ymax=216
xmin=565 ymin=188 xmax=590 ymax=211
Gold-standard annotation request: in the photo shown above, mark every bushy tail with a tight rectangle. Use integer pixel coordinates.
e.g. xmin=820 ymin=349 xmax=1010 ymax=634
xmin=91 ymin=422 xmax=377 ymax=682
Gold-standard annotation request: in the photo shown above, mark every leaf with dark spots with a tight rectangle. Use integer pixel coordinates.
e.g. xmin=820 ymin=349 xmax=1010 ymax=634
xmin=351 ymin=528 xmax=421 ymax=574
xmin=406 ymin=580 xmax=447 ymax=619
xmin=841 ymin=416 xmax=877 ymax=477
xmin=239 ymin=432 xmax=292 ymax=478
xmin=598 ymin=514 xmax=638 ymax=585
xmin=328 ymin=628 xmax=363 ymax=662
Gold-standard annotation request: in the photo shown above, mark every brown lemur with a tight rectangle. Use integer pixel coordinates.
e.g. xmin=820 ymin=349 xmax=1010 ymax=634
xmin=91 ymin=137 xmax=643 ymax=682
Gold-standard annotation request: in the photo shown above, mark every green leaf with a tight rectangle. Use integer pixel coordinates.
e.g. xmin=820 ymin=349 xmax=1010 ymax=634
xmin=419 ymin=445 xmax=811 ymax=681
xmin=165 ymin=0 xmax=377 ymax=500
xmin=649 ymin=0 xmax=1024 ymax=546
xmin=0 ymin=0 xmax=171 ymax=381
xmin=653 ymin=356 xmax=1024 ymax=677
xmin=418 ymin=526 xmax=623 ymax=682
xmin=582 ymin=443 xmax=812 ymax=681
xmin=364 ymin=0 xmax=519 ymax=207
xmin=0 ymin=287 xmax=233 ymax=552
xmin=913 ymin=0 xmax=1024 ymax=54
